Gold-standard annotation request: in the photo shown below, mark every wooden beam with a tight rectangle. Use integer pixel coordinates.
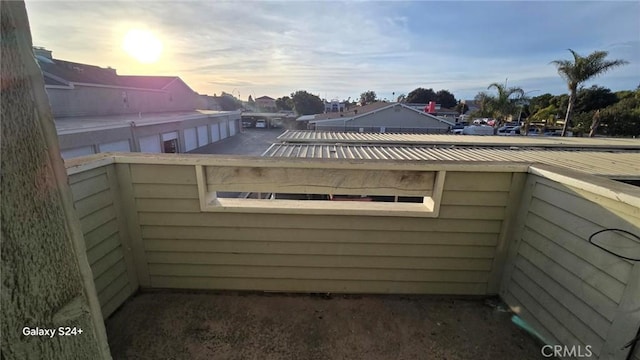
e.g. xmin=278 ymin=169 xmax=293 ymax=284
xmin=205 ymin=166 xmax=435 ymax=196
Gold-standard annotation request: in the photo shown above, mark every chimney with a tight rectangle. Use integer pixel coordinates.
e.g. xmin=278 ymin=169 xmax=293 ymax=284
xmin=33 ymin=47 xmax=52 ymax=59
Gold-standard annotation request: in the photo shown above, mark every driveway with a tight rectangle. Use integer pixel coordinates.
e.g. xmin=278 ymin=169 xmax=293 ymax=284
xmin=189 ymin=128 xmax=285 ymax=156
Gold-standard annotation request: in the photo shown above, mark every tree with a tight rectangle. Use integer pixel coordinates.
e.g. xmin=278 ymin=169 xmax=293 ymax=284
xmin=248 ymin=95 xmax=254 ymax=103
xmin=359 ymin=90 xmax=377 ymax=105
xmin=530 ymin=104 xmax=560 ymax=124
xmin=290 ymin=90 xmax=324 ymax=115
xmin=215 ymin=92 xmax=242 ymax=111
xmin=454 ymin=101 xmax=469 ymax=115
xmin=481 ymin=83 xmax=525 ymax=124
xmin=406 ymin=87 xmax=436 ymax=104
xmin=574 ymin=85 xmax=617 ymax=114
xmin=396 ymin=94 xmax=406 ymax=103
xmin=470 ymin=91 xmax=495 ymax=119
xmin=551 ymin=49 xmax=628 ymax=136
xmin=591 ymin=89 xmax=639 ymax=137
xmin=436 ymin=90 xmax=457 ymax=108
xmin=275 ymin=96 xmax=293 ymax=111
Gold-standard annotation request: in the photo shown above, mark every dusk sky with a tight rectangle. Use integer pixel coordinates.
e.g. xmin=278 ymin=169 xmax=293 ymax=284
xmin=25 ymin=1 xmax=639 ymax=102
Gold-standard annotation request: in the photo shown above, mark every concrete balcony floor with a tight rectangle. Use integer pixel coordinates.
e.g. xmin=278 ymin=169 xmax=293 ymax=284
xmin=105 ymin=291 xmax=543 ymax=360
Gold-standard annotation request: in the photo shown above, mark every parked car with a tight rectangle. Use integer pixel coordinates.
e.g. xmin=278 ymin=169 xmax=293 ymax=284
xmin=255 ymin=119 xmax=267 ymax=128
xmin=451 ymin=122 xmax=468 ymax=135
xmin=497 ymin=125 xmax=521 ymax=136
xmin=463 ymin=125 xmax=495 ymax=135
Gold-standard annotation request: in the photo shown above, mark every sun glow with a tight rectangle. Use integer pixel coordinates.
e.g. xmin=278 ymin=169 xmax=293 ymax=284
xmin=122 ymin=29 xmax=163 ymax=64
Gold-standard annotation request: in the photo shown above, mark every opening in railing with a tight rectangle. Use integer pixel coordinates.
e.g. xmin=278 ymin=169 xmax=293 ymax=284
xmin=195 ymin=165 xmax=446 ymax=217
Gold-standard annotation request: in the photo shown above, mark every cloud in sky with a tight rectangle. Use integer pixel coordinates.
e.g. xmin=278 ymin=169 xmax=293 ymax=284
xmin=26 ymin=1 xmax=639 ymax=101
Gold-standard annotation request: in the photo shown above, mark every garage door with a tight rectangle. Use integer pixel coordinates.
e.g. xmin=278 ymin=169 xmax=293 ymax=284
xmin=184 ymin=128 xmax=197 ymax=151
xmin=99 ymin=140 xmax=131 ymax=153
xmin=197 ymin=125 xmax=208 ymax=147
xmin=229 ymin=119 xmax=237 ymax=136
xmin=220 ymin=121 xmax=228 ymax=139
xmin=139 ymin=135 xmax=161 ymax=153
xmin=61 ymin=146 xmax=94 ymax=160
xmin=210 ymin=123 xmax=220 ymax=142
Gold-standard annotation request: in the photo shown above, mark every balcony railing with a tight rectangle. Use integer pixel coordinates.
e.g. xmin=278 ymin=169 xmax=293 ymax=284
xmin=65 ymin=153 xmax=640 ymax=360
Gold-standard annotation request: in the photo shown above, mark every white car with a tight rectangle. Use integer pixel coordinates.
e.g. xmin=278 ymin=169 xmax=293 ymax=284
xmin=255 ymin=120 xmax=266 ymax=128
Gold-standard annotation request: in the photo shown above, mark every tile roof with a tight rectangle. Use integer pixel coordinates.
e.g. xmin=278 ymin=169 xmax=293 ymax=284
xmin=37 ymin=57 xmax=180 ymax=90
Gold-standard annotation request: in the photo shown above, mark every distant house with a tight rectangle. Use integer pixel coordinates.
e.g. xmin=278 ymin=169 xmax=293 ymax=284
xmin=34 ymin=47 xmax=241 ymax=159
xmin=404 ymin=103 xmax=459 ymax=122
xmin=308 ymin=102 xmax=454 ymax=133
xmin=255 ymin=96 xmax=277 ymax=111
xmin=324 ymin=99 xmax=346 ymax=113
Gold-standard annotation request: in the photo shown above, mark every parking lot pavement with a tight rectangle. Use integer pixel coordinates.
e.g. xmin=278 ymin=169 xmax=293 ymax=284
xmin=188 ymin=128 xmax=285 ymax=156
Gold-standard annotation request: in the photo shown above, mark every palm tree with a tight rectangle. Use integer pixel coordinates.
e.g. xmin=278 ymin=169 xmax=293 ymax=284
xmin=551 ymin=49 xmax=628 ymax=136
xmin=485 ymin=83 xmax=525 ymax=125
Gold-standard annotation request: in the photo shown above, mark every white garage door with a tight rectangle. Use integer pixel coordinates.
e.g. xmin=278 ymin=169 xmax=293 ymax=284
xmin=61 ymin=146 xmax=94 ymax=160
xmin=162 ymin=132 xmax=178 ymax=141
xmin=220 ymin=121 xmax=228 ymax=139
xmin=197 ymin=125 xmax=208 ymax=146
xmin=184 ymin=128 xmax=197 ymax=151
xmin=210 ymin=123 xmax=220 ymax=142
xmin=229 ymin=120 xmax=236 ymax=136
xmin=139 ymin=135 xmax=161 ymax=153
xmin=99 ymin=140 xmax=131 ymax=153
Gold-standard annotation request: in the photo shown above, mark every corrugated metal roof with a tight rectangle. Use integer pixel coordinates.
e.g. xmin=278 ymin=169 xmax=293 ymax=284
xmin=263 ymin=143 xmax=640 ymax=179
xmin=277 ymin=130 xmax=640 ymax=150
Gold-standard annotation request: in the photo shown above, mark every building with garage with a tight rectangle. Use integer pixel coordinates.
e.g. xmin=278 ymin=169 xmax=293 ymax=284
xmin=34 ymin=47 xmax=241 ymax=159
xmin=308 ymin=102 xmax=454 ymax=133
xmin=56 ymin=110 xmax=241 ymax=159
xmin=255 ymin=96 xmax=277 ymax=111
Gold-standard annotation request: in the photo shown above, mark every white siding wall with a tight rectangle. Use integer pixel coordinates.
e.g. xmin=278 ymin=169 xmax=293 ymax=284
xmin=124 ymin=165 xmax=519 ymax=295
xmin=501 ymin=172 xmax=640 ymax=360
xmin=68 ymin=165 xmax=137 ymax=318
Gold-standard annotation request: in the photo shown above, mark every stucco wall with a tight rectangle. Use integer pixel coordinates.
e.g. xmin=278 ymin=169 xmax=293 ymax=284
xmin=1 ymin=2 xmax=110 ymax=358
